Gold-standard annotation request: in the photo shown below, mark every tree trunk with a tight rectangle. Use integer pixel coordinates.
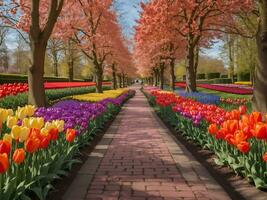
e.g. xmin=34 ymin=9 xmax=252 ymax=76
xmin=170 ymin=58 xmax=176 ymax=91
xmin=54 ymin=62 xmax=59 ymax=77
xmin=252 ymin=0 xmax=267 ymax=113
xmin=118 ymin=74 xmax=122 ymax=88
xmin=28 ymin=42 xmax=46 ymax=107
xmin=185 ymin=44 xmax=197 ymax=92
xmin=68 ymin=60 xmax=74 ymax=82
xmin=95 ymin=66 xmax=103 ymax=93
xmin=228 ymin=35 xmax=235 ymax=83
xmin=112 ymin=64 xmax=117 ymax=90
xmin=159 ymin=64 xmax=165 ymax=90
xmin=122 ymin=74 xmax=125 ymax=88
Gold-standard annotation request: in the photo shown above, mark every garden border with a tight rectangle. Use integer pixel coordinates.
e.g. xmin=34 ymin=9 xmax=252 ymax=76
xmin=142 ymin=88 xmax=267 ymax=200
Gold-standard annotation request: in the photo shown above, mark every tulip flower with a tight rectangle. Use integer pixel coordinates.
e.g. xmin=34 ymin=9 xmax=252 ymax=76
xmin=0 ymin=109 xmax=9 ymax=122
xmin=263 ymin=152 xmax=267 ymax=162
xmin=39 ymin=137 xmax=50 ymax=149
xmin=0 ymin=140 xmax=11 ymax=154
xmin=208 ymin=124 xmax=218 ymax=135
xmin=49 ymin=128 xmax=59 ymax=141
xmin=0 ymin=153 xmax=9 ymax=174
xmin=12 ymin=148 xmax=25 ymax=164
xmin=66 ymin=129 xmax=76 ymax=143
xmin=6 ymin=116 xmax=18 ymax=128
xmin=11 ymin=125 xmax=21 ymax=140
xmin=25 ymin=137 xmax=40 ymax=153
xmin=239 ymin=105 xmax=247 ymax=115
xmin=19 ymin=127 xmax=30 ymax=142
xmin=237 ymin=141 xmax=250 ymax=153
xmin=3 ymin=134 xmax=12 ymax=144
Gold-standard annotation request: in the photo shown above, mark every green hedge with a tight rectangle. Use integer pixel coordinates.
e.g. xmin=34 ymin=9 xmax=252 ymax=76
xmin=207 ymin=72 xmax=220 ymax=79
xmin=196 ymin=78 xmax=232 ymax=84
xmin=0 ymin=73 xmax=85 ymax=83
xmin=0 ymin=86 xmax=111 ymax=110
xmin=197 ymin=73 xmax=206 ymax=79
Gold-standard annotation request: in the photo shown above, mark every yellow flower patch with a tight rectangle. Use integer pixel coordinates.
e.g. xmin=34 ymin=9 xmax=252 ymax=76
xmin=72 ymin=89 xmax=129 ymax=102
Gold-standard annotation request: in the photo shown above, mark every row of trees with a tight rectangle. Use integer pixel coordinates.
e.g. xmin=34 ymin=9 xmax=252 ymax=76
xmin=134 ymin=0 xmax=267 ymax=113
xmin=0 ymin=0 xmax=135 ymax=107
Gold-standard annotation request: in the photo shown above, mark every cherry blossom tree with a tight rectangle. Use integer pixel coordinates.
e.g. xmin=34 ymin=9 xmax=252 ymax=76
xmin=0 ymin=0 xmax=77 ymax=106
xmin=168 ymin=0 xmax=254 ymax=92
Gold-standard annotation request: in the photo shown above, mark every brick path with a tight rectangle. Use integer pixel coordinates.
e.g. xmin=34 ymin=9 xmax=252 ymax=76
xmin=63 ymin=87 xmax=230 ymax=200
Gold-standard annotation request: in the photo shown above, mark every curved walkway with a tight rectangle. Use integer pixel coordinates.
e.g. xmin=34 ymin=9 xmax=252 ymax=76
xmin=63 ymin=87 xmax=230 ymax=200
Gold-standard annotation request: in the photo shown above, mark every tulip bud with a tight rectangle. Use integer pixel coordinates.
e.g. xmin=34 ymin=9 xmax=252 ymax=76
xmin=19 ymin=127 xmax=30 ymax=142
xmin=66 ymin=129 xmax=76 ymax=143
xmin=0 ymin=109 xmax=9 ymax=122
xmin=11 ymin=125 xmax=21 ymax=140
xmin=6 ymin=116 xmax=18 ymax=128
xmin=0 ymin=153 xmax=9 ymax=174
xmin=17 ymin=108 xmax=27 ymax=120
xmin=12 ymin=148 xmax=25 ymax=164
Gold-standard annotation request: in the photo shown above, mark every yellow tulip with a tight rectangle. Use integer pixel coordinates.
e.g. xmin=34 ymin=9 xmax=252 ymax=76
xmin=0 ymin=109 xmax=9 ymax=122
xmin=22 ymin=118 xmax=30 ymax=128
xmin=37 ymin=118 xmax=44 ymax=129
xmin=19 ymin=126 xmax=30 ymax=142
xmin=11 ymin=125 xmax=21 ymax=140
xmin=41 ymin=127 xmax=49 ymax=136
xmin=54 ymin=120 xmax=64 ymax=132
xmin=7 ymin=109 xmax=14 ymax=116
xmin=23 ymin=105 xmax=35 ymax=117
xmin=17 ymin=108 xmax=27 ymax=120
xmin=3 ymin=134 xmax=12 ymax=144
xmin=6 ymin=116 xmax=18 ymax=128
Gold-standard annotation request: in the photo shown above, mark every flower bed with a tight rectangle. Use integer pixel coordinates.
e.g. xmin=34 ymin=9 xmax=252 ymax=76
xmin=144 ymin=88 xmax=267 ymax=189
xmin=0 ymin=89 xmax=135 ymax=199
xmin=71 ymin=88 xmax=129 ymax=102
xmin=0 ymin=82 xmax=112 ymax=99
xmin=175 ymin=82 xmax=253 ymax=95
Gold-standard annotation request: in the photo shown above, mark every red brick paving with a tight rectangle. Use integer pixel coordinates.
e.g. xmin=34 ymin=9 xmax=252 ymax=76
xmin=83 ymin=88 xmax=230 ymax=200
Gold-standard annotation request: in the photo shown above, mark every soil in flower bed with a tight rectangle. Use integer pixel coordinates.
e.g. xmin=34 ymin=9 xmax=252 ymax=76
xmin=154 ymin=112 xmax=267 ymax=200
xmin=45 ymin=116 xmax=116 ymax=200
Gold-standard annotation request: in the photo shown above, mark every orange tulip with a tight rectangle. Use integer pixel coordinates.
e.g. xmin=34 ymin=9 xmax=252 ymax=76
xmin=208 ymin=124 xmax=218 ymax=135
xmin=237 ymin=141 xmax=250 ymax=153
xmin=263 ymin=152 xmax=267 ymax=162
xmin=66 ymin=129 xmax=76 ymax=143
xmin=29 ymin=128 xmax=42 ymax=140
xmin=0 ymin=140 xmax=11 ymax=155
xmin=49 ymin=128 xmax=59 ymax=141
xmin=12 ymin=148 xmax=25 ymax=164
xmin=25 ymin=137 xmax=40 ymax=153
xmin=0 ymin=153 xmax=9 ymax=174
xmin=250 ymin=112 xmax=262 ymax=124
xmin=252 ymin=123 xmax=267 ymax=140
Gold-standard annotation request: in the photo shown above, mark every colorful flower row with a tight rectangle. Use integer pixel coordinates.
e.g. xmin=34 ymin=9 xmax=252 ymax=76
xmin=145 ymin=88 xmax=267 ymax=188
xmin=234 ymin=81 xmax=252 ymax=86
xmin=0 ymin=89 xmax=135 ymax=199
xmin=175 ymin=82 xmax=252 ymax=94
xmin=220 ymin=97 xmax=249 ymax=105
xmin=72 ymin=88 xmax=129 ymax=102
xmin=0 ymin=82 xmax=112 ymax=99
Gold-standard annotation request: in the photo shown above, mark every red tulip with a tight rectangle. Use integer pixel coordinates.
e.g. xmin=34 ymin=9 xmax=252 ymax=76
xmin=263 ymin=152 xmax=267 ymax=162
xmin=49 ymin=128 xmax=59 ymax=141
xmin=0 ymin=140 xmax=11 ymax=155
xmin=25 ymin=137 xmax=40 ymax=153
xmin=237 ymin=141 xmax=250 ymax=153
xmin=208 ymin=124 xmax=218 ymax=135
xmin=239 ymin=105 xmax=247 ymax=114
xmin=0 ymin=153 xmax=9 ymax=174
